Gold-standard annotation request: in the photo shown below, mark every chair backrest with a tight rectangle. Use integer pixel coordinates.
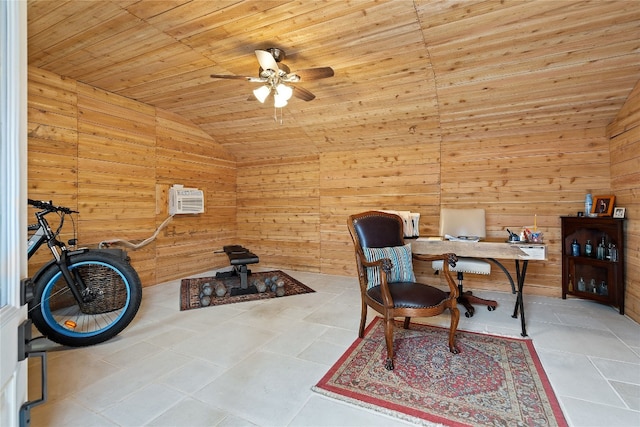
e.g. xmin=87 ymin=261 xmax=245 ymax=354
xmin=439 ymin=208 xmax=486 ymax=239
xmin=348 ymin=211 xmax=405 ymax=249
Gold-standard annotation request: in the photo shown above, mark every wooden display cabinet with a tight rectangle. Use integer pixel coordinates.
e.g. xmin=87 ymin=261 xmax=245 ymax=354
xmin=561 ymin=216 xmax=625 ymax=314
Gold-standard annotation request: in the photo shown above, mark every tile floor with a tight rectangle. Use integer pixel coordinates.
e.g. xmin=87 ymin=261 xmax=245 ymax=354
xmin=29 ymin=268 xmax=640 ymax=427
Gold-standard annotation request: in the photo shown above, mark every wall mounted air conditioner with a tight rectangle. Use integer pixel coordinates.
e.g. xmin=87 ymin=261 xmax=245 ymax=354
xmin=169 ymin=185 xmax=204 ymax=215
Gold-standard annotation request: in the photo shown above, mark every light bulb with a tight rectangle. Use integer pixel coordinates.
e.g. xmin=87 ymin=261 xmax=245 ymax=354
xmin=273 ymin=93 xmax=288 ymax=108
xmin=276 ymin=83 xmax=293 ymax=100
xmin=253 ymin=85 xmax=270 ymax=103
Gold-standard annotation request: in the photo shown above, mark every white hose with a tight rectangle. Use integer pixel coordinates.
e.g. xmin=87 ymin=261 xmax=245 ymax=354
xmin=98 ymin=214 xmax=175 ymax=250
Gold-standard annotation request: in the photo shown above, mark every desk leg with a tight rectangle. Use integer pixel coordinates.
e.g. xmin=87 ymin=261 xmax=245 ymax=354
xmin=511 ymin=260 xmax=529 ymax=337
xmin=487 ymin=258 xmax=516 ymax=294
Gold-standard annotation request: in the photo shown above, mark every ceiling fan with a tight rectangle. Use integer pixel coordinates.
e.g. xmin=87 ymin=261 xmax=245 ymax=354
xmin=210 ymin=48 xmax=334 ymax=108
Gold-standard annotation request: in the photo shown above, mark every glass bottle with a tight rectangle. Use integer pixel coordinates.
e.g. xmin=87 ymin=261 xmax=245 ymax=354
xmin=590 ymin=278 xmax=597 ymax=294
xmin=571 ymin=239 xmax=580 ymax=257
xmin=585 ymin=240 xmax=593 ymax=257
xmin=610 ymin=244 xmax=618 ymax=262
xmin=599 ymin=281 xmax=608 ymax=296
xmin=596 ymin=237 xmax=606 ymax=260
xmin=577 ymin=277 xmax=586 ymax=292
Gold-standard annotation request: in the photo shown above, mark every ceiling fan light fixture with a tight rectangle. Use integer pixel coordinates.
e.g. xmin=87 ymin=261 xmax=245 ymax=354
xmin=286 ymin=74 xmax=301 ymax=83
xmin=275 ymin=83 xmax=293 ymax=101
xmin=212 ymin=48 xmax=333 ymax=121
xmin=273 ymin=93 xmax=289 ymax=108
xmin=253 ymin=85 xmax=271 ymax=103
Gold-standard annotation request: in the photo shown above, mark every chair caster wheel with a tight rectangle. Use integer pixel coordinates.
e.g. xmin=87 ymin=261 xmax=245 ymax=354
xmin=488 ymin=305 xmax=496 ymax=311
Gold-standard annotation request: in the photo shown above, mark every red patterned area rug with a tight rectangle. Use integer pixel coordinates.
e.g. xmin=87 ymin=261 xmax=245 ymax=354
xmin=313 ymin=317 xmax=567 ymax=427
xmin=180 ymin=270 xmax=314 ymax=311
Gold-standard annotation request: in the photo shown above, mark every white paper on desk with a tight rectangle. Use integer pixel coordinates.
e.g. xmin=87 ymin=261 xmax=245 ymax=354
xmin=381 ymin=210 xmax=419 ymax=237
xmin=445 ymin=234 xmax=480 ymax=242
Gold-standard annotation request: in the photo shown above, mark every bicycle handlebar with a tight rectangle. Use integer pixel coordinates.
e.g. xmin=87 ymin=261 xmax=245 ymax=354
xmin=28 ymin=199 xmax=78 ymax=215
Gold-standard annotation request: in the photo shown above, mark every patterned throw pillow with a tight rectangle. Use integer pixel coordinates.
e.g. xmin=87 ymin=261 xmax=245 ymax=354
xmin=362 ymin=244 xmax=416 ymax=288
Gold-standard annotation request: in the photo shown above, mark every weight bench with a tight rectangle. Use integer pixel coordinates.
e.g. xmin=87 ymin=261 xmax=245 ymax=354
xmin=215 ymin=245 xmax=260 ymax=295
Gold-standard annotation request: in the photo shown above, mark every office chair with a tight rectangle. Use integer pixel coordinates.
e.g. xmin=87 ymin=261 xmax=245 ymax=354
xmin=431 ymin=208 xmax=497 ymax=318
xmin=347 ymin=211 xmax=460 ymax=370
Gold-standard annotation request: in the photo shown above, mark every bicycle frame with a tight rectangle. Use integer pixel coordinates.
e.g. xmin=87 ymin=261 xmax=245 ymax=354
xmin=27 ymin=210 xmax=65 ymax=260
xmin=27 ymin=204 xmax=93 ymax=304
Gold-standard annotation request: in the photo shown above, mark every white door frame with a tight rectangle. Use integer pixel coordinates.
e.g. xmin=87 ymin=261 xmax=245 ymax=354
xmin=0 ymin=0 xmax=29 ymax=425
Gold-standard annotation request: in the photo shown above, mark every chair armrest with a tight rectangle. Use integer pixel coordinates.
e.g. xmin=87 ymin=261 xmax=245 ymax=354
xmin=358 ymin=253 xmax=392 ymax=270
xmin=358 ymin=254 xmax=393 ymax=285
xmin=440 ymin=253 xmax=459 ymax=298
xmin=357 ymin=253 xmax=394 ymax=306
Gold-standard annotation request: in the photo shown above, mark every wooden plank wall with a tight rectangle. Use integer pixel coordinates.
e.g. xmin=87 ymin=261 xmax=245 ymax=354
xmin=28 ymin=65 xmax=638 ymax=322
xmin=27 ymin=68 xmax=78 ymax=272
xmin=27 ymin=66 xmax=236 ymax=286
xmin=235 ymin=144 xmax=441 ymax=278
xmin=439 ymin=128 xmax=611 ymax=297
xmin=155 ymin=109 xmax=237 ymax=280
xmin=236 ymin=155 xmax=321 ymax=272
xmin=318 ymin=144 xmax=442 ymax=279
xmin=237 ymin=131 xmax=613 ymax=300
xmin=76 ymin=82 xmax=158 ymax=285
xmin=608 ymin=80 xmax=640 ymax=321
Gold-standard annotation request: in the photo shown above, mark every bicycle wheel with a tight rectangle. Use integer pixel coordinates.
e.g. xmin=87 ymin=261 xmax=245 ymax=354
xmin=29 ymin=251 xmax=142 ymax=347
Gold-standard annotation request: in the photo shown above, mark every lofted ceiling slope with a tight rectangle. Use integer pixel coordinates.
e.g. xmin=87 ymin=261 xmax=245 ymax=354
xmin=27 ymin=0 xmax=640 ymax=161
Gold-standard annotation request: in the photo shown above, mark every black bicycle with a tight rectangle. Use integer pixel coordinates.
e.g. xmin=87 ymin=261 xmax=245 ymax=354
xmin=27 ymin=199 xmax=142 ymax=347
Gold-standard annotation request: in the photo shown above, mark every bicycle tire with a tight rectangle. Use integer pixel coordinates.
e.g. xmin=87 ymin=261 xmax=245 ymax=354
xmin=29 ymin=251 xmax=142 ymax=347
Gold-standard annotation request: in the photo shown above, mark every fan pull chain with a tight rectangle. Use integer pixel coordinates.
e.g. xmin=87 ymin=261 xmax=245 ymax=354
xmin=273 ymin=106 xmax=284 ymax=124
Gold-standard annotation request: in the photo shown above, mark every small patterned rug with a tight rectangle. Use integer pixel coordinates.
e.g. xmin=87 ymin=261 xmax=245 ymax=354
xmin=180 ymin=270 xmax=314 ymax=311
xmin=313 ymin=317 xmax=567 ymax=427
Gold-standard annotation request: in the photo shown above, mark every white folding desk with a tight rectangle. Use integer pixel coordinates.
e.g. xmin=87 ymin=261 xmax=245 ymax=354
xmin=410 ymin=238 xmax=547 ymax=336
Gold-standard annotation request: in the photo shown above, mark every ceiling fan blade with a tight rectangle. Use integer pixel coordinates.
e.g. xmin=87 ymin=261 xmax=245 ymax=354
xmin=294 ymin=67 xmax=334 ymax=80
xmin=293 ymin=86 xmax=316 ymax=101
xmin=211 ymin=74 xmax=266 ymax=83
xmin=211 ymin=74 xmax=251 ymax=80
xmin=255 ymin=49 xmax=279 ymax=72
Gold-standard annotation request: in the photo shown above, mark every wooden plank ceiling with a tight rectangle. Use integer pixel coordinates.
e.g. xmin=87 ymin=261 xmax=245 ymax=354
xmin=27 ymin=0 xmax=640 ymax=161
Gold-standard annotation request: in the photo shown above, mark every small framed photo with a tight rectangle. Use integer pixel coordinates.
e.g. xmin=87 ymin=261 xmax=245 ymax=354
xmin=613 ymin=207 xmax=626 ymax=218
xmin=591 ymin=195 xmax=616 ymax=216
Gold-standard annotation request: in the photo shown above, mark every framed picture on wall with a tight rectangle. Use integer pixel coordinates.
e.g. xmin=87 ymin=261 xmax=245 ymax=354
xmin=613 ymin=207 xmax=626 ymax=218
xmin=591 ymin=195 xmax=615 ymax=216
